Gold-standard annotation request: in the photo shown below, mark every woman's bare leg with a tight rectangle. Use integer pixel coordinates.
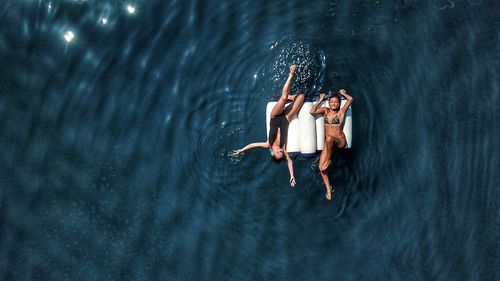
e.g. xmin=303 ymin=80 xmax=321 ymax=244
xmin=336 ymin=133 xmax=347 ymax=149
xmin=271 ymin=65 xmax=297 ymax=117
xmin=286 ymin=93 xmax=305 ymax=121
xmin=319 ymin=138 xmax=335 ymax=200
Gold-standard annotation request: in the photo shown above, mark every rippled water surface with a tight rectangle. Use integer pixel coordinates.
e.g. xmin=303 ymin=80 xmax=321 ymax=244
xmin=1 ymin=0 xmax=499 ymax=280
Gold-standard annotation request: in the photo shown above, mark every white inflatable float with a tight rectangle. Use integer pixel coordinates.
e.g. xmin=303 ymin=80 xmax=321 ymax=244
xmin=266 ymin=98 xmax=352 ymax=159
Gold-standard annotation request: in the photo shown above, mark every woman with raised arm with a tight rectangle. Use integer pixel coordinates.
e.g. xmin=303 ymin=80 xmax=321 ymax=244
xmin=310 ymin=89 xmax=353 ymax=200
xmin=233 ymin=65 xmax=305 ymax=187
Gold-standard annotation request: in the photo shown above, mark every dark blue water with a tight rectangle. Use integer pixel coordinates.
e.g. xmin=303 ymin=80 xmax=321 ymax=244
xmin=1 ymin=1 xmax=499 ymax=280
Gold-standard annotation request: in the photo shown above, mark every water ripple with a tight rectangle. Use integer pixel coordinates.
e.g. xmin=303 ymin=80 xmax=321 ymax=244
xmin=1 ymin=0 xmax=499 ymax=280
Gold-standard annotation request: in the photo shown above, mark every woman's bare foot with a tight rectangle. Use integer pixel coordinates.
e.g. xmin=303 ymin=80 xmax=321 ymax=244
xmin=326 ymin=186 xmax=333 ymax=200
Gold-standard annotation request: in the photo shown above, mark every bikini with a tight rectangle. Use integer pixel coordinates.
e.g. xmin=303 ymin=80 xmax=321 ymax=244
xmin=324 ymin=111 xmax=346 ymax=146
xmin=324 ymin=112 xmax=342 ymax=125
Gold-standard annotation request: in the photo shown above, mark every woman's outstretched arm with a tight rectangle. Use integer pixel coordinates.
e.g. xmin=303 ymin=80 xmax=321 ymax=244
xmin=232 ymin=142 xmax=270 ymax=155
xmin=310 ymin=93 xmax=327 ymax=115
xmin=285 ymin=151 xmax=296 ymax=187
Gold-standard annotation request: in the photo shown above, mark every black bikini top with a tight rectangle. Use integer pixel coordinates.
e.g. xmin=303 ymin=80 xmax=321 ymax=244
xmin=324 ymin=112 xmax=342 ymax=125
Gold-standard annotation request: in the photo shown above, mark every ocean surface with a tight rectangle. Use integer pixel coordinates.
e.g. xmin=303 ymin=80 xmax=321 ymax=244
xmin=1 ymin=0 xmax=499 ymax=280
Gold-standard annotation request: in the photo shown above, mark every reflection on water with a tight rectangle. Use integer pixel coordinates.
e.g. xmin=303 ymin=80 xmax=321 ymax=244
xmin=1 ymin=0 xmax=499 ymax=280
